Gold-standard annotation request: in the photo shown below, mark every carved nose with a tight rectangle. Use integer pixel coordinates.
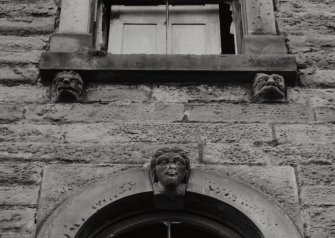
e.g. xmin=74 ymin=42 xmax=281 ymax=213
xmin=266 ymin=78 xmax=276 ymax=87
xmin=63 ymin=78 xmax=70 ymax=84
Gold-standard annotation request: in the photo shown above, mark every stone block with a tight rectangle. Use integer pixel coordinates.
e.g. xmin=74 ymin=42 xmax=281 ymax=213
xmin=49 ymin=33 xmax=92 ymax=52
xmin=186 ymin=103 xmax=313 ymax=122
xmin=0 ymin=66 xmax=39 ymax=84
xmin=243 ymin=35 xmax=287 ymax=54
xmin=303 ymin=206 xmax=335 ymax=238
xmin=0 ymin=186 xmax=39 ymax=205
xmin=0 ymin=163 xmax=42 ymax=185
xmin=275 ymin=124 xmax=335 ymax=144
xmin=86 ymin=84 xmax=151 ymax=103
xmin=0 ymin=208 xmax=36 ymax=234
xmin=0 ymin=104 xmax=23 ymax=123
xmin=202 ymin=143 xmax=269 ymax=165
xmin=26 ymin=102 xmax=184 ymax=123
xmin=0 ymin=123 xmax=64 ymax=143
xmin=0 ymin=142 xmax=198 ymax=164
xmin=298 ymin=165 xmax=335 ymax=186
xmin=0 ymin=35 xmax=48 ymax=51
xmin=259 ymin=144 xmax=335 ymax=166
xmin=37 ymin=164 xmax=139 ymax=226
xmin=64 ymin=123 xmax=272 ymax=144
xmin=151 ymin=84 xmax=249 ymax=103
xmin=301 ymin=186 xmax=335 ymax=206
xmin=0 ymin=17 xmax=54 ymax=35
xmin=312 ymin=70 xmax=335 ymax=87
xmin=0 ymin=86 xmax=47 ymax=103
xmin=194 ymin=165 xmax=302 ymax=230
xmin=0 ymin=1 xmax=56 ymax=17
xmin=314 ymin=107 xmax=335 ymax=122
xmin=0 ymin=51 xmax=42 ymax=65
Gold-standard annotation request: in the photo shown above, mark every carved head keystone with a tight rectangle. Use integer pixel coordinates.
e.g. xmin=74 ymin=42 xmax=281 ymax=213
xmin=252 ymin=73 xmax=286 ymax=103
xmin=150 ymin=147 xmax=190 ymax=192
xmin=50 ymin=71 xmax=84 ymax=103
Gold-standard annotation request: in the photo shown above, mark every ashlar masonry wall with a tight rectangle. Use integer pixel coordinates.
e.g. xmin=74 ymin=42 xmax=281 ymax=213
xmin=0 ymin=0 xmax=334 ymax=238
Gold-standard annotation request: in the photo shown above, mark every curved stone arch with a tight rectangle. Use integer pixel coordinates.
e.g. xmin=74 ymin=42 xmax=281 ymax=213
xmin=36 ymin=169 xmax=302 ymax=238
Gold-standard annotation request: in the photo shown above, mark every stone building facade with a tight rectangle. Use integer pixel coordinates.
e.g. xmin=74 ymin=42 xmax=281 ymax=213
xmin=0 ymin=0 xmax=334 ymax=237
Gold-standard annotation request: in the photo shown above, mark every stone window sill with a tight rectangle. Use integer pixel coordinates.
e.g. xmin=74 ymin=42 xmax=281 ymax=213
xmin=39 ymin=53 xmax=297 ymax=85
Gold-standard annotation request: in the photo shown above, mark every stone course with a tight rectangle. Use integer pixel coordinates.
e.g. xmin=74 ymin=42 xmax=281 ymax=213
xmin=0 ymin=0 xmax=334 ymax=237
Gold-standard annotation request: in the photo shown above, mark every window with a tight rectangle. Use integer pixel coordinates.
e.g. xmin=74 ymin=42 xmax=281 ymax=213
xmin=94 ymin=1 xmax=242 ymax=55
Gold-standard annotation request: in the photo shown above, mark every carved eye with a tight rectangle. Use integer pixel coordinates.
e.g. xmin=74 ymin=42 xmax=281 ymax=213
xmin=174 ymin=157 xmax=186 ymax=166
xmin=274 ymin=76 xmax=283 ymax=84
xmin=157 ymin=158 xmax=169 ymax=165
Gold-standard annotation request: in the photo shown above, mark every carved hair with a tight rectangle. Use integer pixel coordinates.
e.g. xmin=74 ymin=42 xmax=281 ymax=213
xmin=150 ymin=147 xmax=191 ymax=184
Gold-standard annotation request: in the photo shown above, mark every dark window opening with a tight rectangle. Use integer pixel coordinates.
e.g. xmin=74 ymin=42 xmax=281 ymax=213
xmin=220 ymin=3 xmax=235 ymax=54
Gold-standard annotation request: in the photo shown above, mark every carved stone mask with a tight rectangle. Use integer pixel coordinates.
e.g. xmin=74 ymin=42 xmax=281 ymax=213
xmin=151 ymin=148 xmax=190 ymax=191
xmin=51 ymin=71 xmax=83 ymax=103
xmin=252 ymin=73 xmax=286 ymax=102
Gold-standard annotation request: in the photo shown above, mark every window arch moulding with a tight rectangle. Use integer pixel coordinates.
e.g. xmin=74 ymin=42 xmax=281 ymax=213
xmin=39 ymin=0 xmax=297 ymax=85
xmin=36 ymin=169 xmax=302 ymax=238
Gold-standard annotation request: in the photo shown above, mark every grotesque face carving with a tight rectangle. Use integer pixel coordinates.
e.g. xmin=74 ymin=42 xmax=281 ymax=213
xmin=252 ymin=73 xmax=286 ymax=102
xmin=51 ymin=71 xmax=83 ymax=103
xmin=151 ymin=148 xmax=190 ymax=191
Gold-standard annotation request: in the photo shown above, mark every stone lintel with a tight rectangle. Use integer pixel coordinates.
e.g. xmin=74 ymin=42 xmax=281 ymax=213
xmin=50 ymin=33 xmax=92 ymax=53
xmin=243 ymin=35 xmax=287 ymax=54
xmin=39 ymin=53 xmax=298 ymax=85
xmin=244 ymin=0 xmax=277 ymax=35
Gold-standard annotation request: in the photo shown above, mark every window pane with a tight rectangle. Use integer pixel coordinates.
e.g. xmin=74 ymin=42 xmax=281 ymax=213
xmin=122 ymin=24 xmax=157 ymax=54
xmin=172 ymin=24 xmax=206 ymax=54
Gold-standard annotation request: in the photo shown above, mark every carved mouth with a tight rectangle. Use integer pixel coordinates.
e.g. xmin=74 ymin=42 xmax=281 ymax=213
xmin=257 ymin=85 xmax=285 ymax=97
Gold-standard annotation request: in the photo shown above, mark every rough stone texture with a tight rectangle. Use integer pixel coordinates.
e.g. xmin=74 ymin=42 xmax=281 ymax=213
xmin=186 ymin=103 xmax=313 ymax=122
xmin=64 ymin=123 xmax=273 ymax=144
xmin=37 ymin=164 xmax=139 ymax=226
xmin=0 ymin=123 xmax=64 ymax=143
xmin=302 ymin=206 xmax=335 ymax=238
xmin=151 ymin=84 xmax=250 ymax=103
xmin=301 ymin=186 xmax=335 ymax=206
xmin=0 ymin=17 xmax=54 ymax=35
xmin=0 ymin=66 xmax=39 ymax=85
xmin=202 ymin=143 xmax=269 ymax=165
xmin=0 ymin=208 xmax=36 ymax=235
xmin=86 ymin=84 xmax=151 ymax=103
xmin=194 ymin=165 xmax=302 ymax=231
xmin=0 ymin=86 xmax=47 ymax=103
xmin=0 ymin=186 xmax=39 ymax=206
xmin=298 ymin=165 xmax=335 ymax=186
xmin=0 ymin=163 xmax=42 ymax=185
xmin=0 ymin=35 xmax=48 ymax=51
xmin=0 ymin=142 xmax=199 ymax=164
xmin=275 ymin=123 xmax=335 ymax=144
xmin=26 ymin=103 xmax=185 ymax=123
xmin=0 ymin=104 xmax=23 ymax=123
xmin=312 ymin=70 xmax=335 ymax=87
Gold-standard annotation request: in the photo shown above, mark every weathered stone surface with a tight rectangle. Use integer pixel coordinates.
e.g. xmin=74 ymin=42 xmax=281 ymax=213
xmin=301 ymin=186 xmax=335 ymax=206
xmin=0 ymin=2 xmax=56 ymax=17
xmin=202 ymin=143 xmax=269 ymax=165
xmin=86 ymin=84 xmax=151 ymax=103
xmin=26 ymin=103 xmax=184 ymax=123
xmin=0 ymin=35 xmax=48 ymax=51
xmin=0 ymin=123 xmax=64 ymax=143
xmin=194 ymin=165 xmax=302 ymax=230
xmin=275 ymin=124 xmax=335 ymax=144
xmin=0 ymin=104 xmax=23 ymax=123
xmin=303 ymin=206 xmax=335 ymax=238
xmin=0 ymin=208 xmax=36 ymax=234
xmin=186 ymin=103 xmax=313 ymax=122
xmin=0 ymin=233 xmax=33 ymax=238
xmin=312 ymin=70 xmax=335 ymax=87
xmin=37 ymin=164 xmax=139 ymax=226
xmin=314 ymin=107 xmax=335 ymax=122
xmin=64 ymin=123 xmax=272 ymax=144
xmin=298 ymin=165 xmax=335 ymax=186
xmin=0 ymin=51 xmax=42 ymax=65
xmin=259 ymin=144 xmax=335 ymax=165
xmin=0 ymin=17 xmax=54 ymax=35
xmin=151 ymin=84 xmax=249 ymax=103
xmin=0 ymin=186 xmax=39 ymax=205
xmin=0 ymin=65 xmax=39 ymax=84
xmin=0 ymin=163 xmax=42 ymax=185
xmin=0 ymin=142 xmax=198 ymax=164
xmin=0 ymin=86 xmax=47 ymax=103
